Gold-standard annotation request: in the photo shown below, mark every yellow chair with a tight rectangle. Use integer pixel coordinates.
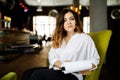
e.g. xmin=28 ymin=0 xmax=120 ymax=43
xmin=0 ymin=72 xmax=17 ymax=80
xmin=85 ymin=30 xmax=112 ymax=80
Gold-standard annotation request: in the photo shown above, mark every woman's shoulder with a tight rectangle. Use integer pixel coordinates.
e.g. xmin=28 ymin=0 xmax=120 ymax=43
xmin=76 ymin=32 xmax=91 ymax=38
xmin=75 ymin=32 xmax=93 ymax=41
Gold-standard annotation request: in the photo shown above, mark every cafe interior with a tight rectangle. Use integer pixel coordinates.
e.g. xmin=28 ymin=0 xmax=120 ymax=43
xmin=0 ymin=0 xmax=120 ymax=80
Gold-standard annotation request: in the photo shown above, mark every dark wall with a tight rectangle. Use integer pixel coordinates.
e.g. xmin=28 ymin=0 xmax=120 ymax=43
xmin=0 ymin=0 xmax=29 ymax=30
xmin=106 ymin=6 xmax=120 ymax=76
xmin=107 ymin=6 xmax=120 ymax=32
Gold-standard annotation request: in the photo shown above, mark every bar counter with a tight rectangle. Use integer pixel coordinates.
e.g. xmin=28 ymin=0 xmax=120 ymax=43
xmin=0 ymin=28 xmax=39 ymax=62
xmin=0 ymin=28 xmax=30 ymax=49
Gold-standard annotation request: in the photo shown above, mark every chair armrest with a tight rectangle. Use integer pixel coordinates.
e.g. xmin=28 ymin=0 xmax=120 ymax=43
xmin=0 ymin=72 xmax=17 ymax=80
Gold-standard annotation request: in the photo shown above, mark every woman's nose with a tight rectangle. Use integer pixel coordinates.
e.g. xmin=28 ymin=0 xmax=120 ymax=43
xmin=67 ymin=20 xmax=71 ymax=24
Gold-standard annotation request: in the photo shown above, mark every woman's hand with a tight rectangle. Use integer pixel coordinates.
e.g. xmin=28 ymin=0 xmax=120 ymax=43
xmin=79 ymin=63 xmax=96 ymax=75
xmin=54 ymin=60 xmax=62 ymax=69
xmin=79 ymin=70 xmax=89 ymax=75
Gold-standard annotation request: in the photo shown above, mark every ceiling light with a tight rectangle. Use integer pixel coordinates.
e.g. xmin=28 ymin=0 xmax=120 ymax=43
xmin=36 ymin=0 xmax=43 ymax=12
xmin=36 ymin=6 xmax=43 ymax=12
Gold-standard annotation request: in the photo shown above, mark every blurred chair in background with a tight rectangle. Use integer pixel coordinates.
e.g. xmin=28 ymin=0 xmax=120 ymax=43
xmin=0 ymin=72 xmax=17 ymax=80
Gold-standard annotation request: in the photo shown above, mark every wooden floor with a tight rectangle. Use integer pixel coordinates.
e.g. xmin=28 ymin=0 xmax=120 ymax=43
xmin=0 ymin=46 xmax=51 ymax=80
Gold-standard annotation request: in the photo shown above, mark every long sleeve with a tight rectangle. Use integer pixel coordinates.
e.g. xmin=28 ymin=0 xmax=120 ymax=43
xmin=48 ymin=47 xmax=59 ymax=69
xmin=62 ymin=60 xmax=92 ymax=74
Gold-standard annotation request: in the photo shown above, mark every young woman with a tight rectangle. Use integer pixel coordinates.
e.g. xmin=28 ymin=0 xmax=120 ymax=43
xmin=22 ymin=8 xmax=100 ymax=80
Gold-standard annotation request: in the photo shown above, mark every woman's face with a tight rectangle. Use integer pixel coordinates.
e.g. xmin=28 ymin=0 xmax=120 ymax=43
xmin=64 ymin=12 xmax=76 ymax=33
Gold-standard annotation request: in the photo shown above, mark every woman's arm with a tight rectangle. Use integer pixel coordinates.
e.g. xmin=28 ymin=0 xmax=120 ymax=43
xmin=48 ymin=48 xmax=60 ymax=69
xmin=61 ymin=60 xmax=93 ymax=74
xmin=79 ymin=63 xmax=96 ymax=75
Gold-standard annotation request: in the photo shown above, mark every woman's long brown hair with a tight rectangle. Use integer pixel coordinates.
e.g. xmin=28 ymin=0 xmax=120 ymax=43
xmin=51 ymin=8 xmax=83 ymax=48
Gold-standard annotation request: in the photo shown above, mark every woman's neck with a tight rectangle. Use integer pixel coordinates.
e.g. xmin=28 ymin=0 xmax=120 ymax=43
xmin=64 ymin=32 xmax=76 ymax=44
xmin=67 ymin=32 xmax=76 ymax=38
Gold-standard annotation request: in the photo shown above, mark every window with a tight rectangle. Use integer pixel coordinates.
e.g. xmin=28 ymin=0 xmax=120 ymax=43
xmin=33 ymin=16 xmax=56 ymax=37
xmin=83 ymin=16 xmax=90 ymax=33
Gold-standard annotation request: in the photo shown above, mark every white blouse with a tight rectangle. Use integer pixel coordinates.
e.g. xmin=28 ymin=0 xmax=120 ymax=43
xmin=48 ymin=33 xmax=100 ymax=80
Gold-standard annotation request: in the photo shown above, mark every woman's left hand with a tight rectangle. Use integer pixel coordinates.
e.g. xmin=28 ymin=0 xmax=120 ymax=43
xmin=79 ymin=70 xmax=89 ymax=75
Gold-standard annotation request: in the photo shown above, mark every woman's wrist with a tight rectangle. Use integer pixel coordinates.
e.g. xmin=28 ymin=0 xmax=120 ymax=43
xmin=54 ymin=60 xmax=62 ymax=69
xmin=54 ymin=61 xmax=65 ymax=71
xmin=59 ymin=63 xmax=65 ymax=71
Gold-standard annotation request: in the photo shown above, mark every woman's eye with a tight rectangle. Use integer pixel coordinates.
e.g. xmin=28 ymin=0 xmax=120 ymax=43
xmin=70 ymin=17 xmax=75 ymax=20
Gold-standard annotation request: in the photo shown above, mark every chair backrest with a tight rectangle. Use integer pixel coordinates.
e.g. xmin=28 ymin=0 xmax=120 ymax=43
xmin=85 ymin=30 xmax=112 ymax=80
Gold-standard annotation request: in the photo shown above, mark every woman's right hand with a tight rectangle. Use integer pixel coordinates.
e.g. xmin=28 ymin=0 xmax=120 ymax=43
xmin=54 ymin=60 xmax=62 ymax=69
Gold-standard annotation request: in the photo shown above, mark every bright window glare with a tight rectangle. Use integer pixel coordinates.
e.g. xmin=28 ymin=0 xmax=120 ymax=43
xmin=33 ymin=16 xmax=56 ymax=37
xmin=83 ymin=16 xmax=90 ymax=33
